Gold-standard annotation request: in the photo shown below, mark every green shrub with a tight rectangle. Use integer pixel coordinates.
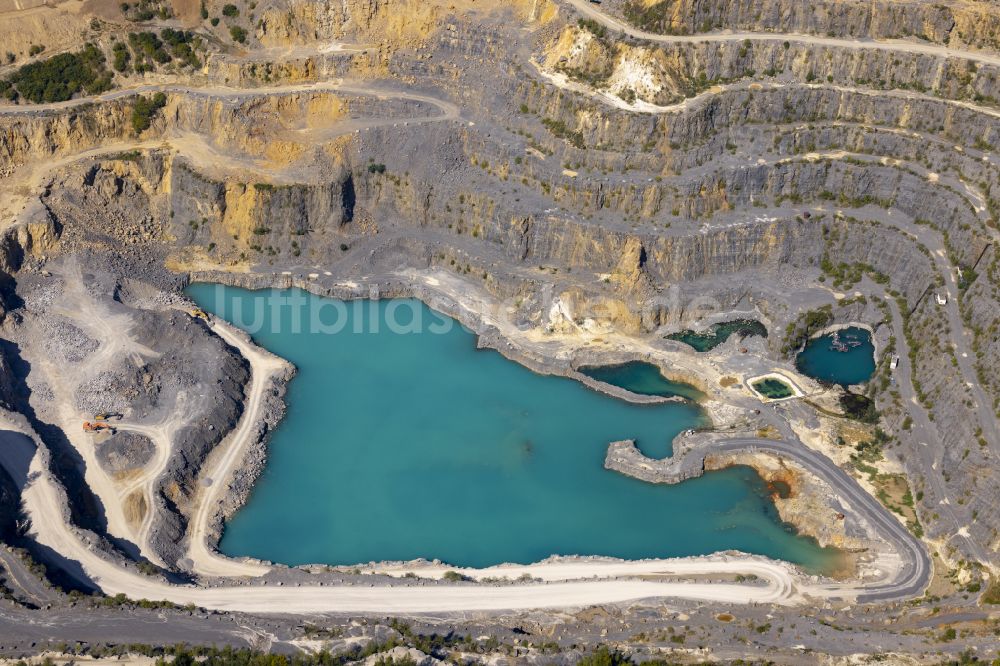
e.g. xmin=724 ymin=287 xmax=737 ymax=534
xmin=229 ymin=26 xmax=247 ymax=43
xmin=28 ymin=44 xmax=45 ymax=57
xmin=541 ymin=117 xmax=585 ymax=149
xmin=131 ymin=91 xmax=167 ymax=132
xmin=136 ymin=560 xmax=159 ymax=576
xmin=112 ymin=42 xmax=131 ymax=72
xmin=160 ymin=28 xmax=201 ymax=68
xmin=222 ymin=3 xmax=239 ymax=16
xmin=576 ymin=18 xmax=607 ymax=40
xmin=577 ymin=646 xmax=633 ymax=666
xmin=840 ymin=392 xmax=880 ymax=424
xmin=128 ymin=31 xmax=170 ymax=72
xmin=5 ymin=43 xmax=112 ymax=103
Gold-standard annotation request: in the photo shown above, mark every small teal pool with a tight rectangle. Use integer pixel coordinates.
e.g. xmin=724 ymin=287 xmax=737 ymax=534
xmin=188 ymin=285 xmax=841 ymax=572
xmin=795 ymin=327 xmax=876 ymax=386
xmin=667 ymin=320 xmax=768 ymax=352
xmin=577 ymin=361 xmax=706 ymax=403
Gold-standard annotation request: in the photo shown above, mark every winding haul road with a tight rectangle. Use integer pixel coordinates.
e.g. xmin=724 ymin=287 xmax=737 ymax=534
xmin=185 ymin=320 xmax=284 ymax=579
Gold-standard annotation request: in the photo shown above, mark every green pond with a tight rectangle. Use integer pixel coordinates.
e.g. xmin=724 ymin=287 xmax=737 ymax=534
xmin=667 ymin=319 xmax=768 ymax=352
xmin=796 ymin=327 xmax=876 ymax=386
xmin=578 ymin=361 xmax=706 ymax=403
xmin=752 ymin=378 xmax=794 ymax=400
xmin=188 ymin=285 xmax=840 ymax=571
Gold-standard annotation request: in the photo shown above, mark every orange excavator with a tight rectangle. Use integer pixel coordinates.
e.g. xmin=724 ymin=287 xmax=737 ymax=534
xmin=83 ymin=421 xmax=115 ymax=434
xmin=189 ymin=308 xmax=209 ymax=320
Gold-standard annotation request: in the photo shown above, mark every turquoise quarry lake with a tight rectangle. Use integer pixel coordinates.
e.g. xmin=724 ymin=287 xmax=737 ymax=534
xmin=189 ymin=285 xmax=840 ymax=571
xmin=796 ymin=327 xmax=876 ymax=386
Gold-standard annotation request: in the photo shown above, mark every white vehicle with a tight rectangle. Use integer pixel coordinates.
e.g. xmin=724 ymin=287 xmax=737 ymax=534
xmin=890 ymin=354 xmax=900 ymax=370
xmin=935 ymin=293 xmax=948 ymax=306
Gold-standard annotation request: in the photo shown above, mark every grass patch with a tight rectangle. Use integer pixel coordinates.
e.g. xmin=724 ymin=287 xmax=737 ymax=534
xmin=872 ymin=473 xmax=923 ymax=537
xmin=441 ymin=570 xmax=471 ymax=582
xmin=541 ymin=117 xmax=585 ymax=149
xmin=755 ymin=425 xmax=782 ymax=439
xmin=982 ymin=579 xmax=1000 ymax=604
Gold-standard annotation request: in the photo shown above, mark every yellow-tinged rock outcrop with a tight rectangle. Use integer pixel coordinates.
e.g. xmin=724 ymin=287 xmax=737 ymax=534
xmin=705 ymin=451 xmax=868 ymax=552
xmin=256 ymin=0 xmax=543 ymax=49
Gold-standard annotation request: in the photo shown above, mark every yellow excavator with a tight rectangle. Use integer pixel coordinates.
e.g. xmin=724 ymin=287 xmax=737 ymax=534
xmin=83 ymin=421 xmax=115 ymax=434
